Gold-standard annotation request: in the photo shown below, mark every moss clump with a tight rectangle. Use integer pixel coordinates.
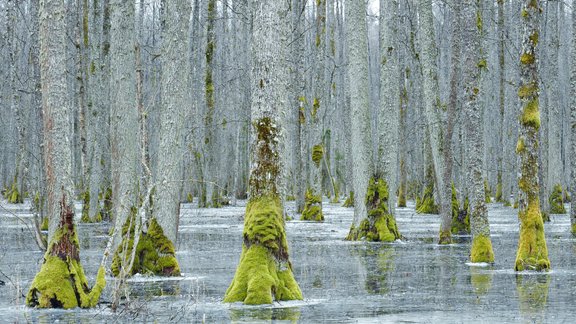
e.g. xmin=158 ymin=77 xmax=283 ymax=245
xmin=416 ymin=183 xmax=439 ymax=214
xmin=515 ymin=200 xmax=550 ymax=271
xmin=111 ymin=211 xmax=180 ymax=277
xmin=40 ymin=217 xmax=49 ymax=231
xmin=438 ymin=230 xmax=452 ymax=245
xmin=346 ymin=177 xmax=400 ymax=242
xmin=3 ymin=181 xmax=23 ymax=204
xmin=471 ymin=235 xmax=495 ymax=263
xmin=224 ymin=196 xmax=302 ymax=304
xmin=484 ymin=179 xmax=492 ymax=203
xmin=186 ymin=193 xmax=193 ymax=203
xmin=286 ymin=195 xmax=296 ymax=201
xmin=516 ymin=137 xmax=526 ymax=153
xmin=451 ymin=184 xmax=470 ymax=235
xmin=571 ymin=223 xmax=576 ymax=236
xmin=520 ymin=53 xmax=535 ymax=65
xmin=26 ymin=204 xmax=105 ymax=308
xmin=80 ymin=191 xmax=91 ymax=223
xmin=495 ymin=182 xmax=503 ymax=202
xmin=311 ymin=145 xmax=323 ymax=167
xmin=563 ymin=189 xmax=571 ymax=203
xmin=301 ymin=188 xmax=323 ymax=221
xmin=521 ymin=99 xmax=540 ymax=130
xmin=342 ymin=191 xmax=354 ymax=207
xmin=548 ymin=184 xmax=566 ymax=214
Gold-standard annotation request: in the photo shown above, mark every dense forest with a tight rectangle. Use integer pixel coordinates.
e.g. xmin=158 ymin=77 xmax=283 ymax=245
xmin=0 ymin=0 xmax=575 ymax=320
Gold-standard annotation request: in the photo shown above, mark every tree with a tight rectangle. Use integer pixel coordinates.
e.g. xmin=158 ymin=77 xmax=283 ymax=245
xmin=417 ymin=0 xmax=452 ymax=244
xmin=223 ymin=0 xmax=302 ymax=305
xmin=461 ymin=0 xmax=494 ymax=263
xmin=514 ymin=0 xmax=550 ymax=271
xmin=26 ymin=0 xmax=105 ymax=308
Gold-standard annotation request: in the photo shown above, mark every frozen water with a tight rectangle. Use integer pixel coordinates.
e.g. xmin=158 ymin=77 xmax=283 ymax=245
xmin=1 ymin=198 xmax=575 ymax=323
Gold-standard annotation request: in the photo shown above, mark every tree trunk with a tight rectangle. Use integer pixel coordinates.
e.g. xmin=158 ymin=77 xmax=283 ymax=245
xmin=26 ymin=0 xmax=105 ymax=308
xmin=514 ymin=0 xmax=550 ymax=272
xmin=224 ymin=0 xmax=302 ymax=305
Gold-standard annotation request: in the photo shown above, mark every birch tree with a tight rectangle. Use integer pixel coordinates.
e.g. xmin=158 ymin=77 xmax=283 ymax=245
xmin=514 ymin=0 xmax=550 ymax=271
xmin=224 ymin=0 xmax=302 ymax=305
xmin=26 ymin=0 xmax=105 ymax=308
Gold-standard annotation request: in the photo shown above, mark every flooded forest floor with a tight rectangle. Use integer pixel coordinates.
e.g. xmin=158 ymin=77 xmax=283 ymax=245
xmin=1 ymin=198 xmax=575 ymax=323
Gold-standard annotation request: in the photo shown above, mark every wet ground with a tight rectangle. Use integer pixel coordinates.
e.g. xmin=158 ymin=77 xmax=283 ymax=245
xmin=1 ymin=198 xmax=575 ymax=323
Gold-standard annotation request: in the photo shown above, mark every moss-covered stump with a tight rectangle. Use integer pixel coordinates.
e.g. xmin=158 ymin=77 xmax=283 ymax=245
xmin=548 ymin=184 xmax=566 ymax=214
xmin=471 ymin=235 xmax=495 ymax=263
xmin=301 ymin=188 xmax=323 ymax=221
xmin=342 ymin=191 xmax=354 ymax=208
xmin=26 ymin=205 xmax=105 ymax=308
xmin=451 ymin=185 xmax=470 ymax=235
xmin=415 ymin=184 xmax=439 ymax=214
xmin=111 ymin=214 xmax=180 ymax=277
xmin=346 ymin=178 xmax=400 ymax=242
xmin=224 ymin=196 xmax=302 ymax=304
xmin=515 ymin=201 xmax=550 ymax=271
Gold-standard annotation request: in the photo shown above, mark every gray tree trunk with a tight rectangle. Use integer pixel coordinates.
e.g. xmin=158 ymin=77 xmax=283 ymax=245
xmin=154 ymin=0 xmax=191 ymax=245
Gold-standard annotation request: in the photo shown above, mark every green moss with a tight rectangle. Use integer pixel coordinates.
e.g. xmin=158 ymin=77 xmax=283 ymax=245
xmin=286 ymin=195 xmax=296 ymax=201
xmin=312 ymin=98 xmax=320 ymax=118
xmin=397 ymin=182 xmax=407 ymax=207
xmin=571 ymin=223 xmax=576 ymax=236
xmin=3 ymin=181 xmax=23 ymax=204
xmin=80 ymin=191 xmax=91 ymax=223
xmin=563 ymin=189 xmax=571 ymax=203
xmin=477 ymin=59 xmax=487 ymax=69
xmin=224 ymin=195 xmax=302 ymax=304
xmin=186 ymin=193 xmax=193 ymax=203
xmin=438 ymin=230 xmax=452 ymax=245
xmin=346 ymin=177 xmax=400 ymax=242
xmin=40 ymin=217 xmax=49 ymax=231
xmin=515 ymin=200 xmax=550 ymax=271
xmin=301 ymin=188 xmax=323 ymax=221
xmin=484 ymin=179 xmax=492 ymax=203
xmin=471 ymin=235 xmax=495 ymax=263
xmin=416 ymin=183 xmax=439 ymax=214
xmin=451 ymin=184 xmax=470 ymax=235
xmin=495 ymin=181 xmax=503 ymax=203
xmin=311 ymin=144 xmax=323 ymax=167
xmin=518 ymin=83 xmax=538 ymax=99
xmin=112 ymin=210 xmax=180 ymax=277
xmin=520 ymin=53 xmax=535 ymax=65
xmin=26 ymin=213 xmax=105 ymax=308
xmin=529 ymin=31 xmax=539 ymax=46
xmin=521 ymin=8 xmax=529 ymax=18
xmin=342 ymin=191 xmax=354 ymax=207
xmin=521 ymin=99 xmax=540 ymax=129
xmin=548 ymin=184 xmax=566 ymax=214
xmin=516 ymin=137 xmax=526 ymax=153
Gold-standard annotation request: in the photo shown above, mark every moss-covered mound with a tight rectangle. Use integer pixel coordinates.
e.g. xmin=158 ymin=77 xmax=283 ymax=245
xmin=416 ymin=183 xmax=439 ymax=214
xmin=224 ymin=195 xmax=302 ymax=304
xmin=26 ymin=203 xmax=105 ymax=308
xmin=301 ymin=188 xmax=323 ymax=221
xmin=471 ymin=234 xmax=495 ymax=263
xmin=111 ymin=212 xmax=180 ymax=277
xmin=515 ymin=200 xmax=550 ymax=271
xmin=451 ymin=185 xmax=470 ymax=235
xmin=346 ymin=177 xmax=400 ymax=242
xmin=549 ymin=184 xmax=566 ymax=214
xmin=342 ymin=191 xmax=354 ymax=208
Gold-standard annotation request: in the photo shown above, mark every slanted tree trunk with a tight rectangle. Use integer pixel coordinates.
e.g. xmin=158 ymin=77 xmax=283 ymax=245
xmin=223 ymin=0 xmax=302 ymax=305
xmin=462 ymin=0 xmax=494 ymax=263
xmin=514 ymin=0 xmax=550 ymax=272
xmin=417 ymin=0 xmax=452 ymax=244
xmin=26 ymin=0 xmax=105 ymax=308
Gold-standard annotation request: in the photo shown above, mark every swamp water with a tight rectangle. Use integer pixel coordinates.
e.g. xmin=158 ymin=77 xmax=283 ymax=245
xmin=0 ymin=199 xmax=575 ymax=323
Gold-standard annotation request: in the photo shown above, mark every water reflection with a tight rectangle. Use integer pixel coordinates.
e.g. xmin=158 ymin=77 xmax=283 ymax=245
xmin=352 ymin=244 xmax=395 ymax=295
xmin=516 ymin=273 xmax=550 ymax=323
xmin=229 ymin=306 xmax=301 ymax=323
xmin=469 ymin=267 xmax=493 ymax=296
